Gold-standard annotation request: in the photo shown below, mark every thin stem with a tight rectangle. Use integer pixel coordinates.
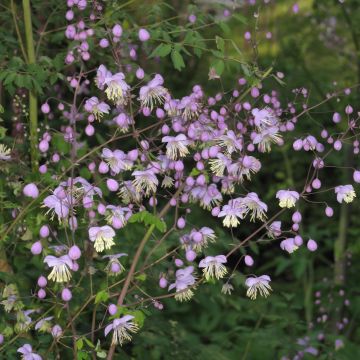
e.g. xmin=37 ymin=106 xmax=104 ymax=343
xmin=11 ymin=0 xmax=28 ymax=63
xmin=22 ymin=0 xmax=38 ymax=172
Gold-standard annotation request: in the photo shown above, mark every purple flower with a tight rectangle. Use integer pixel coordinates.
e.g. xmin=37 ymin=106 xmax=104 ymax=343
xmin=118 ymin=181 xmax=142 ymax=204
xmin=253 ymin=126 xmax=282 ymax=152
xmin=280 ymin=238 xmax=299 ymax=253
xmin=88 ymin=225 xmax=116 ymax=252
xmin=267 ymin=221 xmax=282 ymax=238
xmin=104 ymin=315 xmax=139 ymax=346
xmin=168 ymin=266 xmax=196 ymax=301
xmin=35 ymin=317 xmax=53 ymax=332
xmin=252 ymin=107 xmax=279 ymax=129
xmin=218 ymin=130 xmax=243 ymax=154
xmin=276 ymin=189 xmax=299 ymax=208
xmin=95 ymin=64 xmax=112 ymax=90
xmin=132 ymin=169 xmax=158 ymax=196
xmin=139 ymin=74 xmax=168 ymax=109
xmin=199 ymin=255 xmax=227 ymax=280
xmin=242 ymin=192 xmax=268 ymax=221
xmin=104 ymin=72 xmax=130 ymax=104
xmin=101 ymin=148 xmax=133 ymax=174
xmin=103 ymin=253 xmax=128 ymax=275
xmin=84 ymin=96 xmax=110 ymax=120
xmin=189 ymin=184 xmax=222 ymax=210
xmin=51 ymin=325 xmax=63 ymax=339
xmin=162 ymin=134 xmax=190 ymax=160
xmin=245 ymin=275 xmax=272 ymax=300
xmin=0 ymin=144 xmax=11 ymax=160
xmin=228 ymin=155 xmax=261 ymax=181
xmin=218 ymin=199 xmax=246 ymax=227
xmin=17 ymin=344 xmax=42 ymax=360
xmin=43 ymin=187 xmax=71 ymax=221
xmin=105 ymin=205 xmax=132 ymax=229
xmin=335 ymin=185 xmax=356 ymax=203
xmin=44 ymin=255 xmax=73 ymax=283
xmin=209 ymin=153 xmax=232 ymax=177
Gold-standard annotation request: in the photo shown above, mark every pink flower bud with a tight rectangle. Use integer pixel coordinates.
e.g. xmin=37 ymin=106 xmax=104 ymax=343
xmin=332 ymin=112 xmax=341 ymax=123
xmin=85 ymin=124 xmax=95 ymax=136
xmin=307 ymin=239 xmax=318 ymax=252
xmin=38 ymin=289 xmax=46 ymax=299
xmin=107 ymin=179 xmax=119 ymax=192
xmin=325 ymin=206 xmax=334 ymax=217
xmin=177 ymin=217 xmax=186 ymax=229
xmin=41 ymin=103 xmax=50 ymax=114
xmin=159 ymin=277 xmax=167 ymax=288
xmin=136 ymin=67 xmax=145 ymax=79
xmin=98 ymin=161 xmax=109 ymax=174
xmin=39 ymin=140 xmax=49 ymax=152
xmin=312 ymin=178 xmax=321 ymax=189
xmin=31 ymin=241 xmax=42 ymax=255
xmin=68 ymin=245 xmax=81 ymax=260
xmin=294 ymin=235 xmax=303 ymax=246
xmin=186 ymin=250 xmax=196 ymax=262
xmin=353 ymin=170 xmax=360 ymax=183
xmin=244 ymin=255 xmax=254 ymax=266
xmin=292 ymin=211 xmax=302 ymax=223
xmin=108 ymin=304 xmax=117 ymax=315
xmin=99 ymin=38 xmax=109 ymax=48
xmin=61 ymin=288 xmax=72 ymax=302
xmin=174 ymin=258 xmax=183 ymax=267
xmin=40 ymin=225 xmax=50 ymax=238
xmin=37 ymin=276 xmax=47 ymax=288
xmin=112 ymin=24 xmax=123 ymax=37
xmin=138 ymin=28 xmax=150 ymax=42
xmin=23 ymin=183 xmax=39 ymax=198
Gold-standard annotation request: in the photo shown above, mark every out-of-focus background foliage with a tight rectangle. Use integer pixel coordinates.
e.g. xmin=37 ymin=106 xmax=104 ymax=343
xmin=1 ymin=0 xmax=360 ymax=359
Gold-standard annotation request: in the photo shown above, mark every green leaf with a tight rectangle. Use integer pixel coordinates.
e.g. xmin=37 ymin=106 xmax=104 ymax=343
xmin=149 ymin=43 xmax=172 ymax=58
xmin=96 ymin=351 xmax=107 ymax=358
xmin=135 ymin=273 xmax=147 ymax=282
xmin=76 ymin=338 xmax=84 ymax=350
xmin=83 ymin=338 xmax=95 ymax=348
xmin=128 ymin=210 xmax=166 ymax=233
xmin=215 ymin=36 xmax=225 ymax=53
xmin=212 ymin=60 xmax=225 ymax=76
xmin=95 ymin=290 xmax=109 ymax=304
xmin=171 ymin=50 xmax=185 ymax=71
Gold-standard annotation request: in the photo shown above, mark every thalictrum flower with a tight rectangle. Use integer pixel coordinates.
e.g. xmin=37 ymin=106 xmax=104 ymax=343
xmin=252 ymin=107 xmax=279 ymax=129
xmin=84 ymin=96 xmax=110 ymax=120
xmin=17 ymin=344 xmax=42 ymax=360
xmin=335 ymin=185 xmax=356 ymax=203
xmin=0 ymin=144 xmax=11 ymax=160
xmin=199 ymin=255 xmax=227 ymax=280
xmin=88 ymin=225 xmax=116 ymax=252
xmin=253 ymin=126 xmax=282 ymax=152
xmin=162 ymin=134 xmax=190 ymax=160
xmin=241 ymin=193 xmax=268 ymax=221
xmin=267 ymin=221 xmax=282 ymax=238
xmin=168 ymin=266 xmax=196 ymax=302
xmin=245 ymin=275 xmax=272 ymax=300
xmin=276 ymin=190 xmax=300 ymax=208
xmin=104 ymin=315 xmax=139 ymax=346
xmin=217 ymin=130 xmax=243 ymax=154
xmin=139 ymin=74 xmax=168 ymax=109
xmin=132 ymin=169 xmax=158 ymax=196
xmin=103 ymin=253 xmax=128 ymax=275
xmin=104 ymin=72 xmax=130 ymax=104
xmin=44 ymin=255 xmax=73 ymax=283
xmin=218 ymin=199 xmax=246 ymax=227
xmin=280 ymin=238 xmax=299 ymax=253
xmin=101 ymin=148 xmax=133 ymax=174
